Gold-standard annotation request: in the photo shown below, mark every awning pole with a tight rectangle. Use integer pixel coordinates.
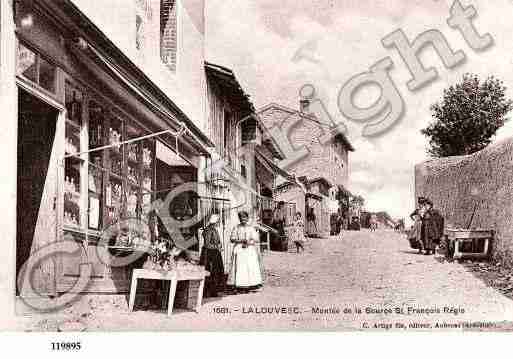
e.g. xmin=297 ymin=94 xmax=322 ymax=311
xmin=63 ymin=128 xmax=181 ymax=159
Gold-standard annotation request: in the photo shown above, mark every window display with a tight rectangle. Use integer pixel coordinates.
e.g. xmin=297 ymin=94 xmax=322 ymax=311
xmin=62 ymin=93 xmax=156 ymax=247
xmin=64 ymin=83 xmax=84 ymax=228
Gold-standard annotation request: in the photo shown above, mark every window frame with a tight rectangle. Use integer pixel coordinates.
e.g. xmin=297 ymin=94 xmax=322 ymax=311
xmin=16 ymin=40 xmax=58 ymax=97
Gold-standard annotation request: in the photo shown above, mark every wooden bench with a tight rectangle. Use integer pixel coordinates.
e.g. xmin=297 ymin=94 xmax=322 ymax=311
xmin=128 ymin=267 xmax=209 ymax=316
xmin=445 ymin=229 xmax=493 ymax=260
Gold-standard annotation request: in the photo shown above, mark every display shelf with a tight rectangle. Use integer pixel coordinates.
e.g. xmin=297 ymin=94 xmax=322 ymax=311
xmin=63 ymin=97 xmax=156 ymax=239
xmin=88 ymin=168 xmax=103 ymax=194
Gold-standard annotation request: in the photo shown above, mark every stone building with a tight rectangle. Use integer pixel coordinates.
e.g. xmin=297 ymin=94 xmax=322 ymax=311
xmin=204 ymin=61 xmax=292 ymax=263
xmin=258 ymin=102 xmax=354 ymax=237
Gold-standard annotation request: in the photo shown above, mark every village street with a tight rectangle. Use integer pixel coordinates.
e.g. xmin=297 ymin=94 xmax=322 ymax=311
xmin=27 ymin=230 xmax=513 ymax=331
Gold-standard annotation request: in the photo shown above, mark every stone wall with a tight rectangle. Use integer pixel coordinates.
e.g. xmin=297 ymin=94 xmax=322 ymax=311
xmin=415 ymin=138 xmax=513 ymax=265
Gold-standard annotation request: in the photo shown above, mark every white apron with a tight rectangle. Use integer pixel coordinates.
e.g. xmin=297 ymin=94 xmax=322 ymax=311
xmin=227 ymin=224 xmax=263 ymax=287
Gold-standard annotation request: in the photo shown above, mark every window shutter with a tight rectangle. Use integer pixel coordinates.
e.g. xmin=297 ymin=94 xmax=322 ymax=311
xmin=136 ymin=0 xmax=153 ymax=63
xmin=160 ymin=0 xmax=177 ymax=71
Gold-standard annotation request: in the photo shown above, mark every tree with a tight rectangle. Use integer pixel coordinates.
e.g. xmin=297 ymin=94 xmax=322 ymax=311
xmin=422 ymin=73 xmax=513 ymax=157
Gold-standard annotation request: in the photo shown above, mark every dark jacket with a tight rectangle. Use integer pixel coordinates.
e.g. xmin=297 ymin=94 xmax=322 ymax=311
xmin=202 ymin=225 xmax=222 ymax=250
xmin=423 ymin=209 xmax=444 ymax=242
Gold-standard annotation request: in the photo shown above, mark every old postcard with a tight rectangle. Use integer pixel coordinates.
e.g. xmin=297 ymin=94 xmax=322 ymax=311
xmin=2 ymin=0 xmax=513 ymax=336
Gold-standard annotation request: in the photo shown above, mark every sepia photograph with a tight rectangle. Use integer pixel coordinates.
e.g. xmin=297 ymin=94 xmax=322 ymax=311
xmin=1 ymin=0 xmax=513 ymax=342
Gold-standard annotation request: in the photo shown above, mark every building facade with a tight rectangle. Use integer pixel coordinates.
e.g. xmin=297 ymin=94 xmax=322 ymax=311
xmin=258 ymin=102 xmax=353 ymax=188
xmin=204 ymin=62 xmax=295 ymax=260
xmin=5 ymin=0 xmax=218 ymax=297
xmin=2 ymin=0 xmax=298 ymax=305
xmin=258 ymin=102 xmax=354 ymax=237
xmin=3 ymin=0 xmax=293 ymax=305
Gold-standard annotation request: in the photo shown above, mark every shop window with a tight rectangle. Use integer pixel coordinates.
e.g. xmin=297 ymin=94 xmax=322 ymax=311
xmin=17 ymin=42 xmax=56 ymax=93
xmin=17 ymin=43 xmax=37 ymax=83
xmin=160 ymin=0 xmax=177 ymax=71
xmin=64 ymin=83 xmax=85 ymax=228
xmin=62 ymin=82 xmax=156 ymax=248
xmin=88 ymin=102 xmax=105 ymax=230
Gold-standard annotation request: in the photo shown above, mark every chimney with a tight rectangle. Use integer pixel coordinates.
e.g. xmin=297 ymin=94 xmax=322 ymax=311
xmin=300 ymin=99 xmax=310 ymax=113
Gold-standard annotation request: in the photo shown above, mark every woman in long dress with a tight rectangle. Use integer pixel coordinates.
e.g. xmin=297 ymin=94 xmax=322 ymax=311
xmin=271 ymin=202 xmax=286 ymax=251
xmin=421 ymin=199 xmax=444 ymax=255
xmin=293 ymin=212 xmax=305 ymax=253
xmin=410 ymin=197 xmax=427 ymax=254
xmin=199 ymin=214 xmax=225 ymax=297
xmin=227 ymin=211 xmax=263 ymax=292
xmin=410 ymin=197 xmax=441 ymax=255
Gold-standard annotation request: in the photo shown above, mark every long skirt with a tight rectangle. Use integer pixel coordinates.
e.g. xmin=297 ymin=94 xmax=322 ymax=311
xmin=421 ymin=224 xmax=435 ymax=251
xmin=227 ymin=244 xmax=263 ymax=288
xmin=293 ymin=227 xmax=305 ymax=244
xmin=199 ymin=247 xmax=225 ymax=297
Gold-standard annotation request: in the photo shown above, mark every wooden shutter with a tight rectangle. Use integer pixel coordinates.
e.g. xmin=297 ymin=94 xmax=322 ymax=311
xmin=160 ymin=0 xmax=177 ymax=71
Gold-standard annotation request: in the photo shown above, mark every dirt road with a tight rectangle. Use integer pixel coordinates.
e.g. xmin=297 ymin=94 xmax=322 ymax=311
xmin=27 ymin=230 xmax=513 ymax=331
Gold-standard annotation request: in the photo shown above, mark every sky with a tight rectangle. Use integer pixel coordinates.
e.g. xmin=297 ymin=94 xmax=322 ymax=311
xmin=205 ymin=0 xmax=513 ymax=221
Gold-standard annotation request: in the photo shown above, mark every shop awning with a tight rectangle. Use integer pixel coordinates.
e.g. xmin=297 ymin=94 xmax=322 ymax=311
xmin=156 ymin=141 xmax=192 ymax=167
xmin=74 ymin=41 xmax=214 ymax=155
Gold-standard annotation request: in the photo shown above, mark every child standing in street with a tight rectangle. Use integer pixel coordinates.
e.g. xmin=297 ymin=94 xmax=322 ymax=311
xmin=293 ymin=212 xmax=305 ymax=253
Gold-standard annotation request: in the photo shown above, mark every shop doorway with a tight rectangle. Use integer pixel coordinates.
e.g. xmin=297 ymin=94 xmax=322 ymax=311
xmin=16 ymin=89 xmax=59 ymax=295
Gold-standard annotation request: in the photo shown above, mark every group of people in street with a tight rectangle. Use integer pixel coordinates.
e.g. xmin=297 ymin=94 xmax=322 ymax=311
xmin=199 ymin=208 xmax=310 ymax=298
xmin=409 ymin=197 xmax=445 ymax=255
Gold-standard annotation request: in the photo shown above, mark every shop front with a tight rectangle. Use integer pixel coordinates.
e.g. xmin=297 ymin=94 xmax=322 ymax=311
xmin=12 ymin=1 xmax=214 ymax=296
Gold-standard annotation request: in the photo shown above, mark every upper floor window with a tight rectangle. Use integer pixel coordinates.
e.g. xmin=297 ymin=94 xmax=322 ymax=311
xmin=136 ymin=0 xmax=153 ymax=53
xmin=160 ymin=0 xmax=177 ymax=72
xmin=17 ymin=42 xmax=56 ymax=93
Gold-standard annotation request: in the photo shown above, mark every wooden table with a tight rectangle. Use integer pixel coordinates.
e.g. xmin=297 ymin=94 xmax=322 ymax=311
xmin=128 ymin=267 xmax=209 ymax=316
